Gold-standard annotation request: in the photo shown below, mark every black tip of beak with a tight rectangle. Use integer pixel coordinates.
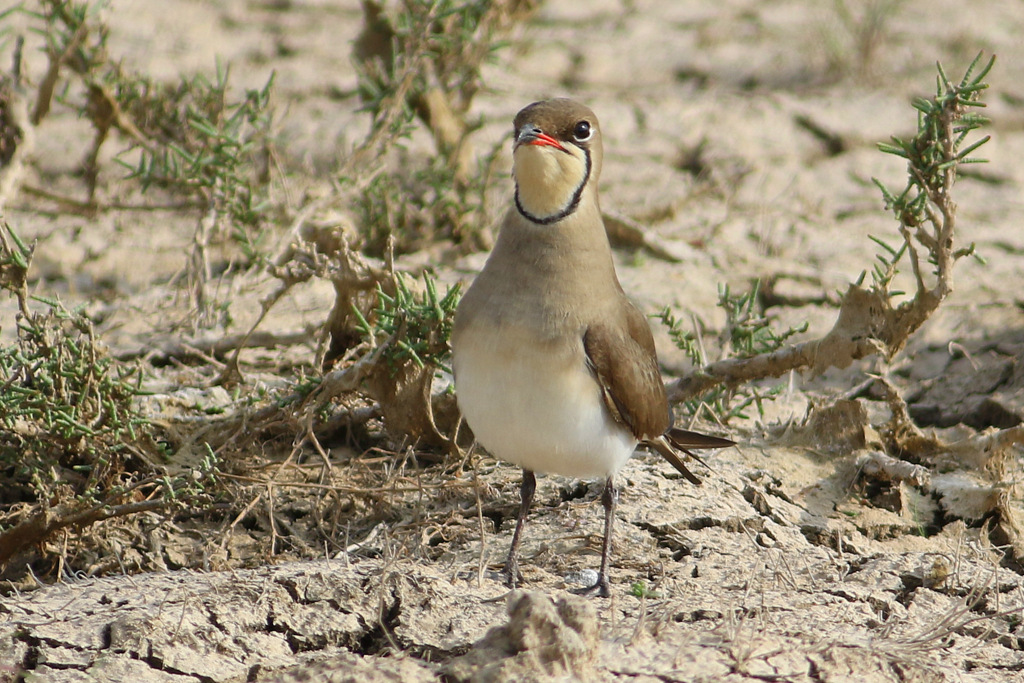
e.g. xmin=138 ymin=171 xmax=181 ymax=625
xmin=515 ymin=124 xmax=542 ymax=146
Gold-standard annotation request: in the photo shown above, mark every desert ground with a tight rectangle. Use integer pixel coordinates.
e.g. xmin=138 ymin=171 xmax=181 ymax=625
xmin=2 ymin=0 xmax=1024 ymax=681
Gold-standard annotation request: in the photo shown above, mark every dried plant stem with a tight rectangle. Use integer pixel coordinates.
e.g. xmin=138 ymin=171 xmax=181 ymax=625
xmin=668 ymin=330 xmax=881 ymax=403
xmin=189 ymin=179 xmax=222 ymax=331
xmin=669 ymin=54 xmax=992 ymax=407
xmin=31 ymin=18 xmax=86 ymax=125
xmin=0 ymin=43 xmax=35 ymax=213
xmin=0 ymin=495 xmax=166 ymax=566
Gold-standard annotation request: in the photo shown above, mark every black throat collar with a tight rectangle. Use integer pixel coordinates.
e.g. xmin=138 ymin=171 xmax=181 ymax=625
xmin=514 ymin=148 xmax=592 ymax=225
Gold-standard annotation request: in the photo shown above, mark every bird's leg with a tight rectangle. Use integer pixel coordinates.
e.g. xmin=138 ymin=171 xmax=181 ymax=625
xmin=594 ymin=476 xmax=617 ymax=597
xmin=574 ymin=476 xmax=617 ymax=597
xmin=505 ymin=468 xmax=536 ymax=588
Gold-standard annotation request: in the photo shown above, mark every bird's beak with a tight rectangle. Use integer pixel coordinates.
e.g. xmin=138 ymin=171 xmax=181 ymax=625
xmin=516 ymin=125 xmax=566 ymax=151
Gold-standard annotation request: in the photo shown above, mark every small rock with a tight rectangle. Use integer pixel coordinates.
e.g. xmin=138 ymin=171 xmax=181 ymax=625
xmin=442 ymin=591 xmax=598 ymax=683
xmin=563 ymin=569 xmax=599 ymax=589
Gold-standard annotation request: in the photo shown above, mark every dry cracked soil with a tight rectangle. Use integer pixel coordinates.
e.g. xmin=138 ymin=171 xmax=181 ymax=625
xmin=3 ymin=1 xmax=1024 ymax=681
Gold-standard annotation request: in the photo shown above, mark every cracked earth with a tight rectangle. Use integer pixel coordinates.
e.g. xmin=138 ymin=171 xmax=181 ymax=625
xmin=3 ymin=0 xmax=1024 ymax=681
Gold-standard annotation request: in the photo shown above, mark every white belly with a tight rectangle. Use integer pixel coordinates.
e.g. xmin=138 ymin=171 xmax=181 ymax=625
xmin=453 ymin=325 xmax=637 ymax=479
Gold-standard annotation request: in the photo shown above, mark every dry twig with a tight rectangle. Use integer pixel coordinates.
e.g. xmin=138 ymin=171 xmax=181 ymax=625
xmin=668 ymin=54 xmax=994 ymax=406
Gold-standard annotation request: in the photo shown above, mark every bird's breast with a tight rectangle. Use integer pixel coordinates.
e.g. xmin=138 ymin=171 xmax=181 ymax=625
xmin=452 ymin=319 xmax=637 ymax=479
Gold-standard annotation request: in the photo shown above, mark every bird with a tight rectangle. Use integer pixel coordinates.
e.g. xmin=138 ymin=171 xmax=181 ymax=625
xmin=451 ymin=98 xmax=734 ymax=597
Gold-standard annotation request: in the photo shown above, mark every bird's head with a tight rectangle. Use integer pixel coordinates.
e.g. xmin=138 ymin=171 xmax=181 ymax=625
xmin=511 ymin=99 xmax=603 ymax=225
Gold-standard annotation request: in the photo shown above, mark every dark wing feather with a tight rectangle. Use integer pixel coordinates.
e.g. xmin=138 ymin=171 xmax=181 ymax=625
xmin=647 ymin=436 xmax=703 ymax=485
xmin=653 ymin=428 xmax=736 ymax=485
xmin=666 ymin=428 xmax=735 ymax=451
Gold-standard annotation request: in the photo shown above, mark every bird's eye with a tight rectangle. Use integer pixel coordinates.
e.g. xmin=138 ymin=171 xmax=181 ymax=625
xmin=572 ymin=120 xmax=592 ymax=142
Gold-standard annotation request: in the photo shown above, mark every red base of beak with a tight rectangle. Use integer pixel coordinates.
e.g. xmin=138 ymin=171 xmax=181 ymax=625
xmin=527 ymin=132 xmax=566 ymax=151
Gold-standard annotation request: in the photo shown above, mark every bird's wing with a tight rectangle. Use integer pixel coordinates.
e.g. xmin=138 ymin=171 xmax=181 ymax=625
xmin=583 ymin=302 xmax=671 ymax=442
xmin=584 ymin=302 xmax=735 ymax=485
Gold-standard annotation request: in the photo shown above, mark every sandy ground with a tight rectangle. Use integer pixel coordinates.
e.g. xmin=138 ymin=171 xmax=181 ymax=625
xmin=2 ymin=0 xmax=1024 ymax=681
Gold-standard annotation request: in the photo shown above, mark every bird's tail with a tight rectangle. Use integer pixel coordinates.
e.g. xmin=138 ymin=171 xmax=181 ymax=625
xmin=647 ymin=428 xmax=735 ymax=486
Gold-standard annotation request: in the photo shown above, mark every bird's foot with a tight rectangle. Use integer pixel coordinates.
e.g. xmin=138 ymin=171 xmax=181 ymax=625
xmin=504 ymin=565 xmax=523 ymax=589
